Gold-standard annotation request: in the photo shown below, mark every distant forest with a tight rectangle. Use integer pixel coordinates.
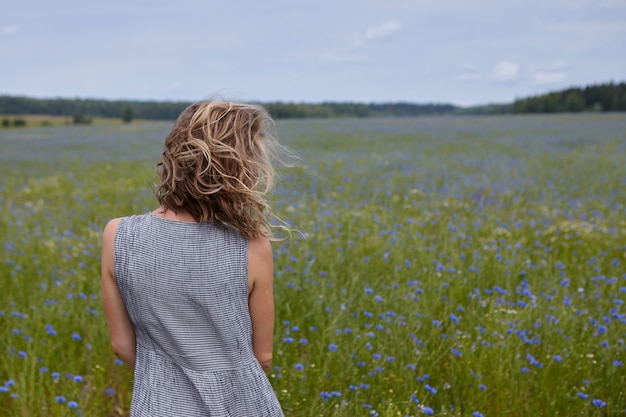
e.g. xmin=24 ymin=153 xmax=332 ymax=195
xmin=0 ymin=96 xmax=457 ymax=120
xmin=0 ymin=81 xmax=623 ymax=120
xmin=512 ymin=81 xmax=626 ymax=113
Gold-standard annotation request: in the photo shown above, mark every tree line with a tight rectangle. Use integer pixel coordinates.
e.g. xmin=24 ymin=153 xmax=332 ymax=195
xmin=512 ymin=81 xmax=626 ymax=113
xmin=0 ymin=96 xmax=185 ymax=120
xmin=0 ymin=96 xmax=459 ymax=120
xmin=0 ymin=81 xmax=624 ymax=121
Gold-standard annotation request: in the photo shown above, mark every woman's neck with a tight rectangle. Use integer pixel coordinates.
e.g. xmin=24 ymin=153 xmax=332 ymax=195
xmin=152 ymin=207 xmax=197 ymax=223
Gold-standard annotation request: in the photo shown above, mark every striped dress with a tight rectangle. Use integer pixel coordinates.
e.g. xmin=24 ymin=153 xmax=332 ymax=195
xmin=114 ymin=213 xmax=283 ymax=417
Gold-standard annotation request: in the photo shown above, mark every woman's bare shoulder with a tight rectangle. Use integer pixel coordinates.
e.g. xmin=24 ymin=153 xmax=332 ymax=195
xmin=247 ymin=235 xmax=273 ymax=290
xmin=248 ymin=235 xmax=272 ymax=257
xmin=103 ymin=218 xmax=122 ymax=238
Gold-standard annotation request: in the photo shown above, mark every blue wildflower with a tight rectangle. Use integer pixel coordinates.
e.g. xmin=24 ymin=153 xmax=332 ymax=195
xmin=592 ymin=399 xmax=606 ymax=407
xmin=425 ymin=384 xmax=437 ymax=394
xmin=526 ymin=353 xmax=543 ymax=368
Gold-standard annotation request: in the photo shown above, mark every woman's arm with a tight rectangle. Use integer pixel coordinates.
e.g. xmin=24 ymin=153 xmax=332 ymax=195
xmin=248 ymin=236 xmax=275 ymax=373
xmin=101 ymin=218 xmax=136 ymax=369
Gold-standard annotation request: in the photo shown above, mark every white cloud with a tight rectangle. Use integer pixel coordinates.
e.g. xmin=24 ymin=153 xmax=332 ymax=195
xmin=492 ymin=60 xmax=520 ymax=82
xmin=326 ymin=20 xmax=402 ymax=63
xmin=531 ymin=71 xmax=568 ymax=84
xmin=1 ymin=25 xmax=18 ymax=35
xmin=457 ymin=62 xmax=481 ymax=81
xmin=364 ymin=21 xmax=403 ymax=42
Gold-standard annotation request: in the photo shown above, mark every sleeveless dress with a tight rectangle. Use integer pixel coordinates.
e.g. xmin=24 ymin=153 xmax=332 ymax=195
xmin=114 ymin=213 xmax=284 ymax=417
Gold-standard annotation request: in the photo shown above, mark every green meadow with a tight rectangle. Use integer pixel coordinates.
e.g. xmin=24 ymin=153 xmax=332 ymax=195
xmin=1 ymin=114 xmax=625 ymax=416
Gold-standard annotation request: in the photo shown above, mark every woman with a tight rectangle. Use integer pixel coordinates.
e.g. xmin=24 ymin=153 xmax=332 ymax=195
xmin=101 ymin=101 xmax=285 ymax=416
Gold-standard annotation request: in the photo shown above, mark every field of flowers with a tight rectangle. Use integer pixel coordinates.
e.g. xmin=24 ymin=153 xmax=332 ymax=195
xmin=1 ymin=113 xmax=625 ymax=416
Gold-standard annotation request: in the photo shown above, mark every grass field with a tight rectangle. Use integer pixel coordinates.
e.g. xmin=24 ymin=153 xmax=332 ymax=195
xmin=1 ymin=113 xmax=625 ymax=416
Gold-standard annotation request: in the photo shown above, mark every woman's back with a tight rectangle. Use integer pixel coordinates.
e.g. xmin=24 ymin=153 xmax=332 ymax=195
xmin=102 ymin=101 xmax=286 ymax=416
xmin=113 ymin=212 xmax=283 ymax=416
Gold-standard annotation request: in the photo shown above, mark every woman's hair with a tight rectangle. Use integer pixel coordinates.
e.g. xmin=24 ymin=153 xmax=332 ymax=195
xmin=155 ymin=100 xmax=288 ymax=239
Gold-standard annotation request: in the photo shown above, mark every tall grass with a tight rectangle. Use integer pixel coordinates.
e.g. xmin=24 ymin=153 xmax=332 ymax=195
xmin=1 ymin=114 xmax=625 ymax=416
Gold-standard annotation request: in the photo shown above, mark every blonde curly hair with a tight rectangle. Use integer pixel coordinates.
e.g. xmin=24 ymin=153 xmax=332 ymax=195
xmin=155 ymin=100 xmax=286 ymax=239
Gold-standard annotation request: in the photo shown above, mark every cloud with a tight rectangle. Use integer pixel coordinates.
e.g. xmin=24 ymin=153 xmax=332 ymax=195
xmin=364 ymin=21 xmax=403 ymax=42
xmin=531 ymin=71 xmax=567 ymax=84
xmin=527 ymin=62 xmax=568 ymax=84
xmin=325 ymin=20 xmax=402 ymax=63
xmin=457 ymin=63 xmax=482 ymax=81
xmin=1 ymin=25 xmax=18 ymax=35
xmin=492 ymin=60 xmax=520 ymax=82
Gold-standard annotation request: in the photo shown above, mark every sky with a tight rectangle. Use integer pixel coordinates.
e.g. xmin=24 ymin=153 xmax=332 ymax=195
xmin=1 ymin=0 xmax=625 ymax=106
